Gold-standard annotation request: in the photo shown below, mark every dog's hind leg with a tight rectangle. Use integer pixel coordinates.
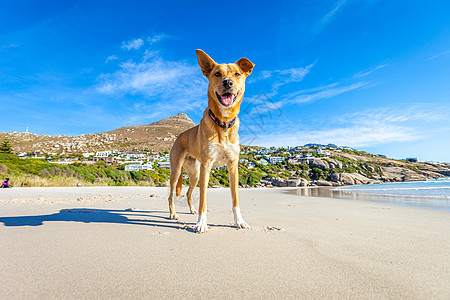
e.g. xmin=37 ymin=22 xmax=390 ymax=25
xmin=168 ymin=149 xmax=186 ymax=221
xmin=183 ymin=157 xmax=200 ymax=214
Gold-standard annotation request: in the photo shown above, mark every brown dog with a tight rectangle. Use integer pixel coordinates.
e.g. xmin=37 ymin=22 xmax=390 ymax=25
xmin=167 ymin=49 xmax=254 ymax=233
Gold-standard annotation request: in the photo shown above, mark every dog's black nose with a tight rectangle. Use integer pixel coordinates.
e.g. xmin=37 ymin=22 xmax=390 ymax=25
xmin=222 ymin=78 xmax=233 ymax=89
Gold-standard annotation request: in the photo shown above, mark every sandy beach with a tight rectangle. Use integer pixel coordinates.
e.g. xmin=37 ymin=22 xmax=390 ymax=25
xmin=1 ymin=187 xmax=449 ymax=299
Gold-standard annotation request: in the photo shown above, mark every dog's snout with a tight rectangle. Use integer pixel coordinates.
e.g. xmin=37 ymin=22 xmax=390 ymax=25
xmin=222 ymin=78 xmax=234 ymax=89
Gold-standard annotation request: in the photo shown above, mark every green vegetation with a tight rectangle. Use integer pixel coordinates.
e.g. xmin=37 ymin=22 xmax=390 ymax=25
xmin=0 ymin=139 xmax=12 ymax=153
xmin=0 ymin=153 xmax=157 ymax=187
xmin=0 ymin=150 xmax=306 ymax=188
xmin=1 ymin=145 xmax=427 ymax=188
xmin=341 ymin=149 xmax=375 ymax=158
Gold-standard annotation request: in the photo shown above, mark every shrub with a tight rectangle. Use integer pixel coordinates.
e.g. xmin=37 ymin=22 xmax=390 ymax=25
xmin=0 ymin=140 xmax=12 ymax=153
xmin=0 ymin=164 xmax=7 ymax=174
xmin=311 ymin=167 xmax=324 ymax=180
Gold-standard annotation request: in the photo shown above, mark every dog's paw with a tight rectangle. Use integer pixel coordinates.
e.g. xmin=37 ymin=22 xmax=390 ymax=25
xmin=190 ymin=208 xmax=198 ymax=215
xmin=235 ymin=220 xmax=251 ymax=230
xmin=233 ymin=207 xmax=250 ymax=230
xmin=193 ymin=215 xmax=208 ymax=233
xmin=170 ymin=214 xmax=181 ymax=221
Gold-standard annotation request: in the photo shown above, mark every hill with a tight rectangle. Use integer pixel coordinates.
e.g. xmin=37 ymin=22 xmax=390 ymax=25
xmin=0 ymin=113 xmax=195 ymax=154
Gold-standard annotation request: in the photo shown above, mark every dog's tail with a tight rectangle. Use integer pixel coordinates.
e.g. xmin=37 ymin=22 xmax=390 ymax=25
xmin=176 ymin=171 xmax=183 ymax=197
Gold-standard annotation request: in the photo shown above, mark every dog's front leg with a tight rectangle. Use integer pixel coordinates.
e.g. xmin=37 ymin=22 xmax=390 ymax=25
xmin=193 ymin=162 xmax=211 ymax=233
xmin=228 ymin=160 xmax=250 ymax=229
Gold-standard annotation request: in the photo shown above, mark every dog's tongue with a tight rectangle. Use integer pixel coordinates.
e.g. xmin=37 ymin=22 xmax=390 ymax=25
xmin=221 ymin=93 xmax=234 ymax=106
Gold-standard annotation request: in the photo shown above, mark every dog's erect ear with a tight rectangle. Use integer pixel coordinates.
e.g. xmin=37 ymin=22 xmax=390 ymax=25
xmin=236 ymin=57 xmax=255 ymax=76
xmin=196 ymin=49 xmax=217 ymax=77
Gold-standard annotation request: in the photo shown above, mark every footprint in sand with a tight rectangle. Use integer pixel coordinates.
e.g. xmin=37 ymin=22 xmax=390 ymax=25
xmin=264 ymin=226 xmax=285 ymax=233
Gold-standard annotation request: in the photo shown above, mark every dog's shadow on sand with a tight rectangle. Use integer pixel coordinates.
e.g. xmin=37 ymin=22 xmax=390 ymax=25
xmin=0 ymin=208 xmax=233 ymax=232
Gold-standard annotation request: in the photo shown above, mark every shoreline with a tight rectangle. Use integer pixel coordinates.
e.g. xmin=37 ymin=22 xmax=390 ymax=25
xmin=290 ymin=186 xmax=450 ymax=213
xmin=3 ymin=176 xmax=449 ymax=212
xmin=3 ymin=177 xmax=449 ymax=212
xmin=1 ymin=187 xmax=449 ymax=298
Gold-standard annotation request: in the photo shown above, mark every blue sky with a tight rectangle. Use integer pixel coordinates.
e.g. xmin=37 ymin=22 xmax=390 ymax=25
xmin=1 ymin=0 xmax=449 ymax=162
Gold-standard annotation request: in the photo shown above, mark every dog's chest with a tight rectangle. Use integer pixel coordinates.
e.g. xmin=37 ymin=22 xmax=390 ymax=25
xmin=208 ymin=141 xmax=239 ymax=167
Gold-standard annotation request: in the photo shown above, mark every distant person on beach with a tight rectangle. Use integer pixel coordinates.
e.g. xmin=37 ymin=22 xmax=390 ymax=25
xmin=1 ymin=178 xmax=11 ymax=188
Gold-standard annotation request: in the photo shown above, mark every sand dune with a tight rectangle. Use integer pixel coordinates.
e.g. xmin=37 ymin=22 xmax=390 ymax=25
xmin=1 ymin=187 xmax=449 ymax=299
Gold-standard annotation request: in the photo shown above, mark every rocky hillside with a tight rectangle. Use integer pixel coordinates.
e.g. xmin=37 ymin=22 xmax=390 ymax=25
xmin=0 ymin=113 xmax=195 ymax=154
xmin=254 ymin=152 xmax=450 ymax=188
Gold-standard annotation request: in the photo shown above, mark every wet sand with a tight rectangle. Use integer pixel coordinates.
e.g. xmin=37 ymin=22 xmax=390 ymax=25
xmin=292 ymin=186 xmax=450 ymax=212
xmin=1 ymin=187 xmax=449 ymax=299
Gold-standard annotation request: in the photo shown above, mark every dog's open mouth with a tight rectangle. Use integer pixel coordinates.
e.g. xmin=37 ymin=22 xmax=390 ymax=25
xmin=216 ymin=91 xmax=239 ymax=107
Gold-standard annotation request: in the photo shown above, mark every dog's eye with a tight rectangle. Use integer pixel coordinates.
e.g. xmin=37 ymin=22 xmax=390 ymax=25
xmin=214 ymin=72 xmax=221 ymax=77
xmin=235 ymin=72 xmax=241 ymax=77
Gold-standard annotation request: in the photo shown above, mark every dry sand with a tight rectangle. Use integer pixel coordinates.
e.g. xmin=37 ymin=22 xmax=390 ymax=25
xmin=1 ymin=186 xmax=449 ymax=299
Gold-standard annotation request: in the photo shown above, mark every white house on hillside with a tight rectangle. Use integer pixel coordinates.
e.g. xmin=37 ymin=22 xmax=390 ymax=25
xmin=268 ymin=156 xmax=284 ymax=164
xmin=95 ymin=151 xmax=112 ymax=157
xmin=125 ymin=163 xmax=153 ymax=171
xmin=258 ymin=158 xmax=268 ymax=165
xmin=315 ymin=149 xmax=331 ymax=156
xmin=158 ymin=161 xmax=170 ymax=169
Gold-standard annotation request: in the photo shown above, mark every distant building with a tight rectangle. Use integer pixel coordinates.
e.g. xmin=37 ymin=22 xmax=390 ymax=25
xmin=258 ymin=149 xmax=270 ymax=155
xmin=147 ymin=154 xmax=159 ymax=161
xmin=119 ymin=160 xmax=145 ymax=165
xmin=268 ymin=156 xmax=284 ymax=164
xmin=315 ymin=149 xmax=331 ymax=156
xmin=158 ymin=161 xmax=171 ymax=169
xmin=82 ymin=152 xmax=94 ymax=158
xmin=95 ymin=151 xmax=112 ymax=157
xmin=31 ymin=151 xmax=43 ymax=157
xmin=258 ymin=158 xmax=268 ymax=166
xmin=215 ymin=165 xmax=228 ymax=170
xmin=287 ymin=158 xmax=302 ymax=164
xmin=296 ymin=153 xmax=313 ymax=159
xmin=126 ymin=152 xmax=145 ymax=159
xmin=125 ymin=163 xmax=153 ymax=171
xmin=93 ymin=157 xmax=114 ymax=163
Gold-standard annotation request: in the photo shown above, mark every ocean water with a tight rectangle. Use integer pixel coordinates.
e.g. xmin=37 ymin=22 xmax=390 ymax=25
xmin=293 ymin=178 xmax=450 ymax=212
xmin=334 ymin=177 xmax=450 ymax=211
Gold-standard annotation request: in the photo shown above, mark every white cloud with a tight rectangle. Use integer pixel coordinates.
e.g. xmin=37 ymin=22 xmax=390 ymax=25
xmin=241 ymin=106 xmax=447 ymax=148
xmin=246 ymin=124 xmax=418 ymax=148
xmin=309 ymin=0 xmax=349 ymax=36
xmin=283 ymin=81 xmax=368 ymax=104
xmin=96 ymin=33 xmax=212 ymax=121
xmin=273 ymin=64 xmax=314 ymax=89
xmin=343 ymin=105 xmax=446 ymax=125
xmin=96 ymin=54 xmax=207 ymax=111
xmin=124 ymin=111 xmax=162 ymax=126
xmin=121 ymin=38 xmax=144 ymax=51
xmin=0 ymin=42 xmax=19 ymax=50
xmin=321 ymin=0 xmax=348 ymax=24
xmin=105 ymin=55 xmax=119 ymax=63
xmin=250 ymin=64 xmax=314 ymax=90
xmin=120 ymin=35 xmax=166 ymax=52
xmin=243 ymin=77 xmax=368 ymax=119
xmin=147 ymin=34 xmax=167 ymax=44
xmin=353 ymin=64 xmax=388 ymax=78
xmin=247 ymin=70 xmax=273 ymax=83
xmin=430 ymin=50 xmax=450 ymax=60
